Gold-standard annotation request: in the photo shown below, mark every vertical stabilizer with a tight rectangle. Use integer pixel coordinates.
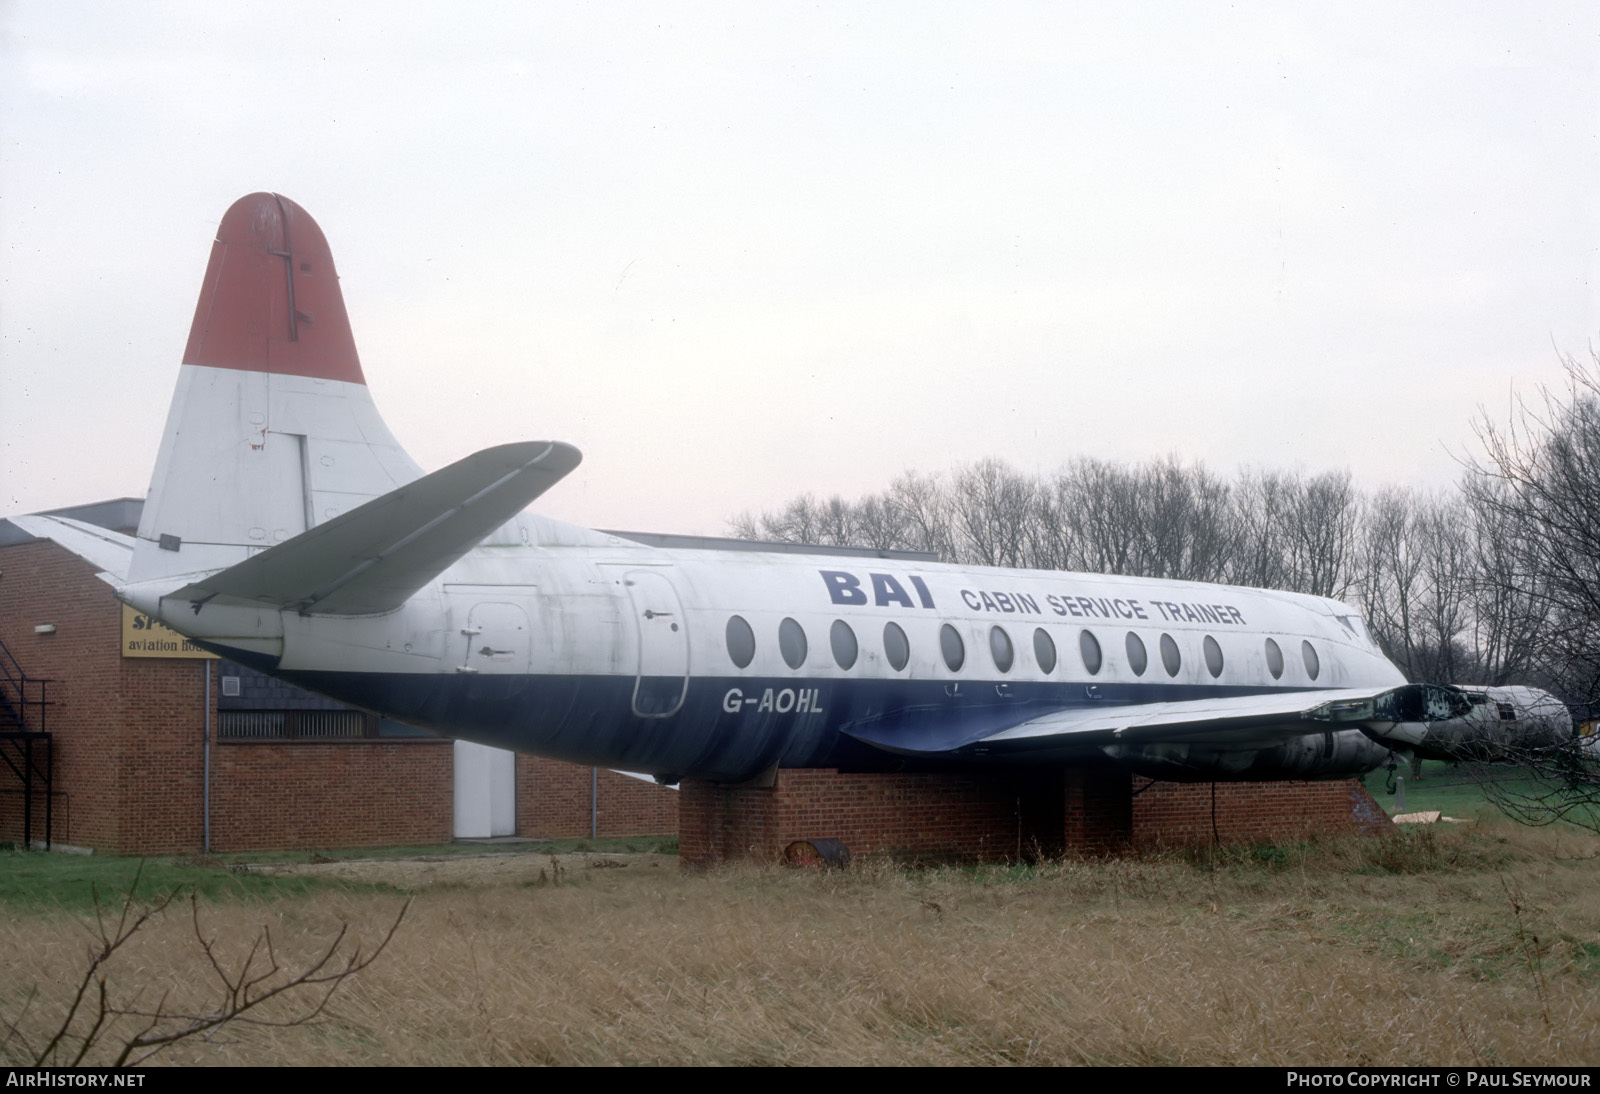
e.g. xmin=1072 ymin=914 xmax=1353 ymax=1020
xmin=131 ymin=193 xmax=422 ymax=586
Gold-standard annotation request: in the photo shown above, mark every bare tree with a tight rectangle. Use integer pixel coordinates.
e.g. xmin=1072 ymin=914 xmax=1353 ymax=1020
xmin=2 ymin=866 xmax=408 ymax=1068
xmin=1468 ymin=352 xmax=1600 ymax=711
xmin=1282 ymin=470 xmax=1361 ymax=599
xmin=1473 ymin=735 xmax=1600 ymax=835
xmin=1464 ymin=477 xmax=1550 ymax=686
xmin=949 ymin=458 xmax=1037 ymax=568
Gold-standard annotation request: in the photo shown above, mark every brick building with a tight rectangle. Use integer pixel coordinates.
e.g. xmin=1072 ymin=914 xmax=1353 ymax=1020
xmin=0 ymin=503 xmax=676 ymax=855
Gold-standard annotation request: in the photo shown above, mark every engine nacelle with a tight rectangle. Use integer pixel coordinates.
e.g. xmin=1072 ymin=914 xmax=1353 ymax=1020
xmin=1102 ymin=729 xmax=1391 ymax=782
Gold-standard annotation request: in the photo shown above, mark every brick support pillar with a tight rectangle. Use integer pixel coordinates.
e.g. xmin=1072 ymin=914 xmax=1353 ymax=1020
xmin=1062 ymin=764 xmax=1132 ymax=854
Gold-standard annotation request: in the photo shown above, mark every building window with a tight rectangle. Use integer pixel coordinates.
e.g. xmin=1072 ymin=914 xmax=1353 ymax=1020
xmin=726 ymin=615 xmax=756 ymax=669
xmin=218 ymin=710 xmax=376 ymax=740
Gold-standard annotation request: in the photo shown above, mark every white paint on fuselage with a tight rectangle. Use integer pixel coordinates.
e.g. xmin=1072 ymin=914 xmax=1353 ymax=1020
xmin=240 ymin=535 xmax=1403 ymax=698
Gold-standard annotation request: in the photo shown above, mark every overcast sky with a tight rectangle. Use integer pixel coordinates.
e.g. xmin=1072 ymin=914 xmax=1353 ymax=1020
xmin=3 ymin=3 xmax=1597 ymax=536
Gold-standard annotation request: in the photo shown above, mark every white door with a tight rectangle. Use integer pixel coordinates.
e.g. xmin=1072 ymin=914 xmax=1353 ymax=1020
xmin=453 ymin=740 xmax=517 ymax=838
xmin=624 ymin=570 xmax=688 ymax=717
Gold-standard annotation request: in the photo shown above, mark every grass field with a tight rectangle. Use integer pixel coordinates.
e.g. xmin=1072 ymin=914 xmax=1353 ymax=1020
xmin=4 ymin=816 xmax=1599 ymax=1066
xmin=1361 ymin=760 xmax=1600 ymax=831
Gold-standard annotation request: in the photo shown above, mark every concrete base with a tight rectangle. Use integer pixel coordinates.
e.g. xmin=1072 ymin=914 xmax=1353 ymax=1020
xmin=678 ymin=767 xmax=1390 ymax=866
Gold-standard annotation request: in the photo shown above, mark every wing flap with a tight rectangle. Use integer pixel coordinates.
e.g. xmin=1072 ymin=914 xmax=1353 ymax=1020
xmin=843 ymin=686 xmax=1407 ymax=757
xmin=170 ymin=440 xmax=580 ymax=615
xmin=981 ymin=688 xmax=1392 ymax=745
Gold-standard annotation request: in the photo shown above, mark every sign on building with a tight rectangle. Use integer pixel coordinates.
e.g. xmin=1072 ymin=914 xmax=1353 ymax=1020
xmin=120 ymin=604 xmax=216 ymax=659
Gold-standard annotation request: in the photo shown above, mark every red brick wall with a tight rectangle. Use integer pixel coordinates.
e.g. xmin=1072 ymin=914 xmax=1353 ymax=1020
xmin=516 ymin=754 xmax=677 ymax=839
xmin=211 ymin=740 xmax=453 ymax=851
xmin=680 ymin=769 xmax=1068 ymax=866
xmin=1130 ymin=777 xmax=1392 ymax=846
xmin=680 ymin=767 xmax=1393 ymax=865
xmin=0 ymin=541 xmax=205 ymax=852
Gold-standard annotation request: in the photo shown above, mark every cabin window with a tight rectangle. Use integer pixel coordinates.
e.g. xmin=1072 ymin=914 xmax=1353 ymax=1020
xmin=725 ymin=616 xmax=756 ymax=669
xmin=1203 ymin=635 xmax=1224 ymax=678
xmin=1497 ymin=701 xmax=1517 ymax=722
xmin=1264 ymin=637 xmax=1284 ymax=680
xmin=779 ymin=617 xmax=808 ymax=669
xmin=1033 ymin=628 xmax=1057 ymax=674
xmin=830 ymin=619 xmax=858 ymax=670
xmin=1079 ymin=630 xmax=1102 ymax=675
xmin=990 ymin=626 xmax=1014 ymax=673
xmin=1301 ymin=640 xmax=1320 ymax=681
xmin=1125 ymin=632 xmax=1148 ymax=676
xmin=940 ymin=624 xmax=965 ymax=672
xmin=884 ymin=622 xmax=910 ymax=672
xmin=1160 ymin=633 xmax=1181 ymax=677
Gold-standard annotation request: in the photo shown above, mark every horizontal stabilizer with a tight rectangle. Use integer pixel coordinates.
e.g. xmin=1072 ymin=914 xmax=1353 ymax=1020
xmin=169 ymin=441 xmax=580 ymax=615
xmin=7 ymin=515 xmax=136 ymax=581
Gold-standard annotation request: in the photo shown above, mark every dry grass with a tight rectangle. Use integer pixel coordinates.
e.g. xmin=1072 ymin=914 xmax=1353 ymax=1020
xmin=5 ymin=823 xmax=1600 ymax=1066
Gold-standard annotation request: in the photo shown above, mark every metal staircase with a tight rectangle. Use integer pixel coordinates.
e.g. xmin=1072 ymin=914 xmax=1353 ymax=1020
xmin=0 ymin=638 xmax=53 ymax=849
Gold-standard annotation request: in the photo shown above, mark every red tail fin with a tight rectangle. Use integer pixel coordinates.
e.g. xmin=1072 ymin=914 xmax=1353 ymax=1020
xmin=182 ymin=192 xmax=365 ymax=385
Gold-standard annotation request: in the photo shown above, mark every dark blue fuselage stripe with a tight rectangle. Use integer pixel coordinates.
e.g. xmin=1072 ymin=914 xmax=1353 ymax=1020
xmin=267 ymin=667 xmax=1312 ymax=782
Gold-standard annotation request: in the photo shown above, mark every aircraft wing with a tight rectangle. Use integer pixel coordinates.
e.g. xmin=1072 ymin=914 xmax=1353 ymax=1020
xmin=169 ymin=440 xmax=580 ymax=615
xmin=982 ymin=689 xmax=1397 ymax=744
xmin=843 ymin=686 xmax=1404 ymax=757
xmin=7 ymin=515 xmax=135 ymax=581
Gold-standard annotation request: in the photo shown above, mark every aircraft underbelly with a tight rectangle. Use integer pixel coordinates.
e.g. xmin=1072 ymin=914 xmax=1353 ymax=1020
xmin=264 ymin=668 xmax=1362 ymax=783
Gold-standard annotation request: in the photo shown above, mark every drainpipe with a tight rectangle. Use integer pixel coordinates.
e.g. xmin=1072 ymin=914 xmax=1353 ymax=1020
xmin=203 ymin=660 xmax=212 ymax=853
xmin=591 ymin=765 xmax=598 ymax=840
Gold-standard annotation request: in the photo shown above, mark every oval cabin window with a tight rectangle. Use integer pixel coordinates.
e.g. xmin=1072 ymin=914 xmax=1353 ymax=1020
xmin=990 ymin=626 xmax=1014 ymax=673
xmin=883 ymin=622 xmax=910 ymax=672
xmin=1160 ymin=633 xmax=1181 ymax=677
xmin=940 ymin=624 xmax=965 ymax=672
xmin=1125 ymin=632 xmax=1148 ymax=676
xmin=1301 ymin=640 xmax=1320 ymax=681
xmin=830 ymin=619 xmax=858 ymax=670
xmin=779 ymin=618 xmax=808 ymax=670
xmin=1033 ymin=628 xmax=1057 ymax=675
xmin=1203 ymin=635 xmax=1224 ymax=678
xmin=725 ymin=616 xmax=756 ymax=669
xmin=1079 ymin=630 xmax=1102 ymax=675
xmin=1264 ymin=637 xmax=1284 ymax=680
